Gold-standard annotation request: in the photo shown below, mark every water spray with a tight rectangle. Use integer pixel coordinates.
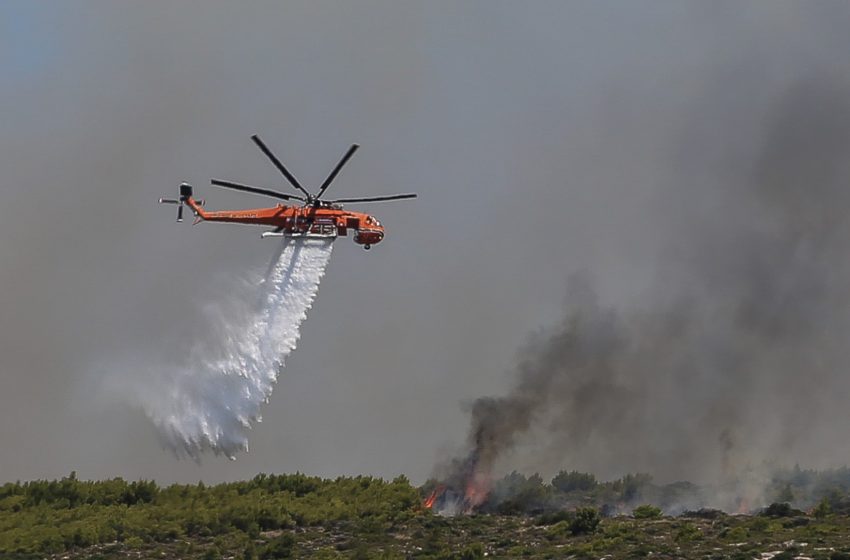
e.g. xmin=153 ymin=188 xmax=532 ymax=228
xmin=141 ymin=237 xmax=334 ymax=458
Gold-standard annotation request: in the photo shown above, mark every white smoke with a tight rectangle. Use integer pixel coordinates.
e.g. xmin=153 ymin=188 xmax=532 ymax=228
xmin=137 ymin=237 xmax=334 ymax=458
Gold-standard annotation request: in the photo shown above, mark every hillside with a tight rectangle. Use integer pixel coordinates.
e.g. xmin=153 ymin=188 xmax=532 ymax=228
xmin=3 ymin=473 xmax=850 ymax=559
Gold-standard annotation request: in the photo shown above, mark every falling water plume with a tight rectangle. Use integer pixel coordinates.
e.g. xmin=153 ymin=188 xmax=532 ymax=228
xmin=140 ymin=237 xmax=334 ymax=458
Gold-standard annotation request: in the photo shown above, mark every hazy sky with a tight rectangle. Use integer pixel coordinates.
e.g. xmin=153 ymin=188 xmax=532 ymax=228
xmin=3 ymin=2 xmax=850 ymax=485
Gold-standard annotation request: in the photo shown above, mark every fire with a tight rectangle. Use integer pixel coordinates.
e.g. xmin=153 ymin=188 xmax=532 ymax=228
xmin=464 ymin=485 xmax=482 ymax=507
xmin=422 ymin=478 xmax=491 ymax=515
xmin=423 ymin=485 xmax=445 ymax=509
xmin=463 ymin=471 xmax=491 ymax=509
xmin=423 ymin=454 xmax=494 ymax=515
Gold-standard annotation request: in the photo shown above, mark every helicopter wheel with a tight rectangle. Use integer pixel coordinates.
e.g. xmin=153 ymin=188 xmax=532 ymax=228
xmin=364 ymin=244 xmax=371 ymax=250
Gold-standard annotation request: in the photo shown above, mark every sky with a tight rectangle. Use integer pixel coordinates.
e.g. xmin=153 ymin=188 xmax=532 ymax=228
xmin=2 ymin=2 xmax=850 ymax=485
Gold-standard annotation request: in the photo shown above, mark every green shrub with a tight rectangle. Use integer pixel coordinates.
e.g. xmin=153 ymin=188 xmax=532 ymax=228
xmin=570 ymin=507 xmax=601 ymax=535
xmin=749 ymin=517 xmax=771 ymax=532
xmin=546 ymin=521 xmax=572 ymax=540
xmin=721 ymin=526 xmax=749 ymax=541
xmin=459 ymin=542 xmax=485 ymax=560
xmin=761 ymin=502 xmax=800 ymax=518
xmin=535 ymin=510 xmax=573 ymax=526
xmin=632 ymin=505 xmax=662 ymax=519
xmin=814 ymin=498 xmax=832 ymax=519
xmin=261 ymin=534 xmax=295 ymax=559
xmin=674 ymin=522 xmax=701 ymax=543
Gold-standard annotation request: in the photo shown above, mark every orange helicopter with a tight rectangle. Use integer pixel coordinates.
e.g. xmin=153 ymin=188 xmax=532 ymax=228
xmin=159 ymin=135 xmax=416 ymax=249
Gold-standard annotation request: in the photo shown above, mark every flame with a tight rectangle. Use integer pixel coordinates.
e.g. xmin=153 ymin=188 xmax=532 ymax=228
xmin=422 ymin=464 xmax=493 ymax=515
xmin=736 ymin=497 xmax=750 ymax=515
xmin=463 ymin=471 xmax=491 ymax=510
xmin=423 ymin=485 xmax=445 ymax=509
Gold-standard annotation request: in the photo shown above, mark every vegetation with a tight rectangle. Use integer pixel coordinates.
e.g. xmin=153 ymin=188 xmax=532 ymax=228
xmin=448 ymin=465 xmax=850 ymax=516
xmin=569 ymin=507 xmax=602 ymax=535
xmin=551 ymin=470 xmax=597 ymax=493
xmin=5 ymin=469 xmax=850 ymax=558
xmin=0 ymin=471 xmax=417 ymax=558
xmin=633 ymin=504 xmax=663 ymax=519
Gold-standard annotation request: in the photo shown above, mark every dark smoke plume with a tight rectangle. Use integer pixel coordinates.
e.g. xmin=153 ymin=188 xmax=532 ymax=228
xmin=438 ymin=77 xmax=850 ymax=511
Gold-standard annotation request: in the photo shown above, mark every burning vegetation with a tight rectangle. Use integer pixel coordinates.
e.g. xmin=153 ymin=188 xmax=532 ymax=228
xmin=427 ymin=79 xmax=850 ymax=520
xmin=422 ymin=466 xmax=850 ymax=518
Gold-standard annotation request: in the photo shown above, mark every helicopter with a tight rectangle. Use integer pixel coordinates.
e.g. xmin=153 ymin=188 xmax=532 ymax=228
xmin=160 ymin=135 xmax=416 ymax=249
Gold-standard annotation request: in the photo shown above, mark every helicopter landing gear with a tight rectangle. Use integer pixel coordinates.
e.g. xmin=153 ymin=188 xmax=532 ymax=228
xmin=363 ymin=244 xmax=371 ymax=250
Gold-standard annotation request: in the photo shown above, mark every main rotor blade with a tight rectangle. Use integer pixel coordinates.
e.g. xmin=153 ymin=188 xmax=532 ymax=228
xmin=315 ymin=144 xmax=359 ymax=200
xmin=211 ymin=179 xmax=305 ymax=202
xmin=250 ymin=134 xmax=311 ymax=198
xmin=328 ymin=193 xmax=417 ymax=204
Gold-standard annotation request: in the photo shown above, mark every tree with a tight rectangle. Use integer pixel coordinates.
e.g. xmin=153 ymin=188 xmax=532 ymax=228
xmin=776 ymin=483 xmax=794 ymax=504
xmin=620 ymin=473 xmax=652 ymax=502
xmin=551 ymin=471 xmax=597 ymax=493
xmin=814 ymin=497 xmax=832 ymax=519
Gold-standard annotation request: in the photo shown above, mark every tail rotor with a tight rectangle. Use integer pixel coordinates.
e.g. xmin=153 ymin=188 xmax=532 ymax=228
xmin=159 ymin=182 xmax=195 ymax=222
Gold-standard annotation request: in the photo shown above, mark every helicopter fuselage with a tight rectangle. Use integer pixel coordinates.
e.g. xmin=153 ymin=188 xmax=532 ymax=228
xmin=186 ymin=196 xmax=385 ymax=247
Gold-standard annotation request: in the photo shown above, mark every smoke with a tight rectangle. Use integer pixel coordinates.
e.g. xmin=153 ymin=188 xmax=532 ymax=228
xmin=132 ymin=238 xmax=334 ymax=458
xmin=8 ymin=2 xmax=850 ymax=486
xmin=438 ymin=76 xmax=850 ymax=511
